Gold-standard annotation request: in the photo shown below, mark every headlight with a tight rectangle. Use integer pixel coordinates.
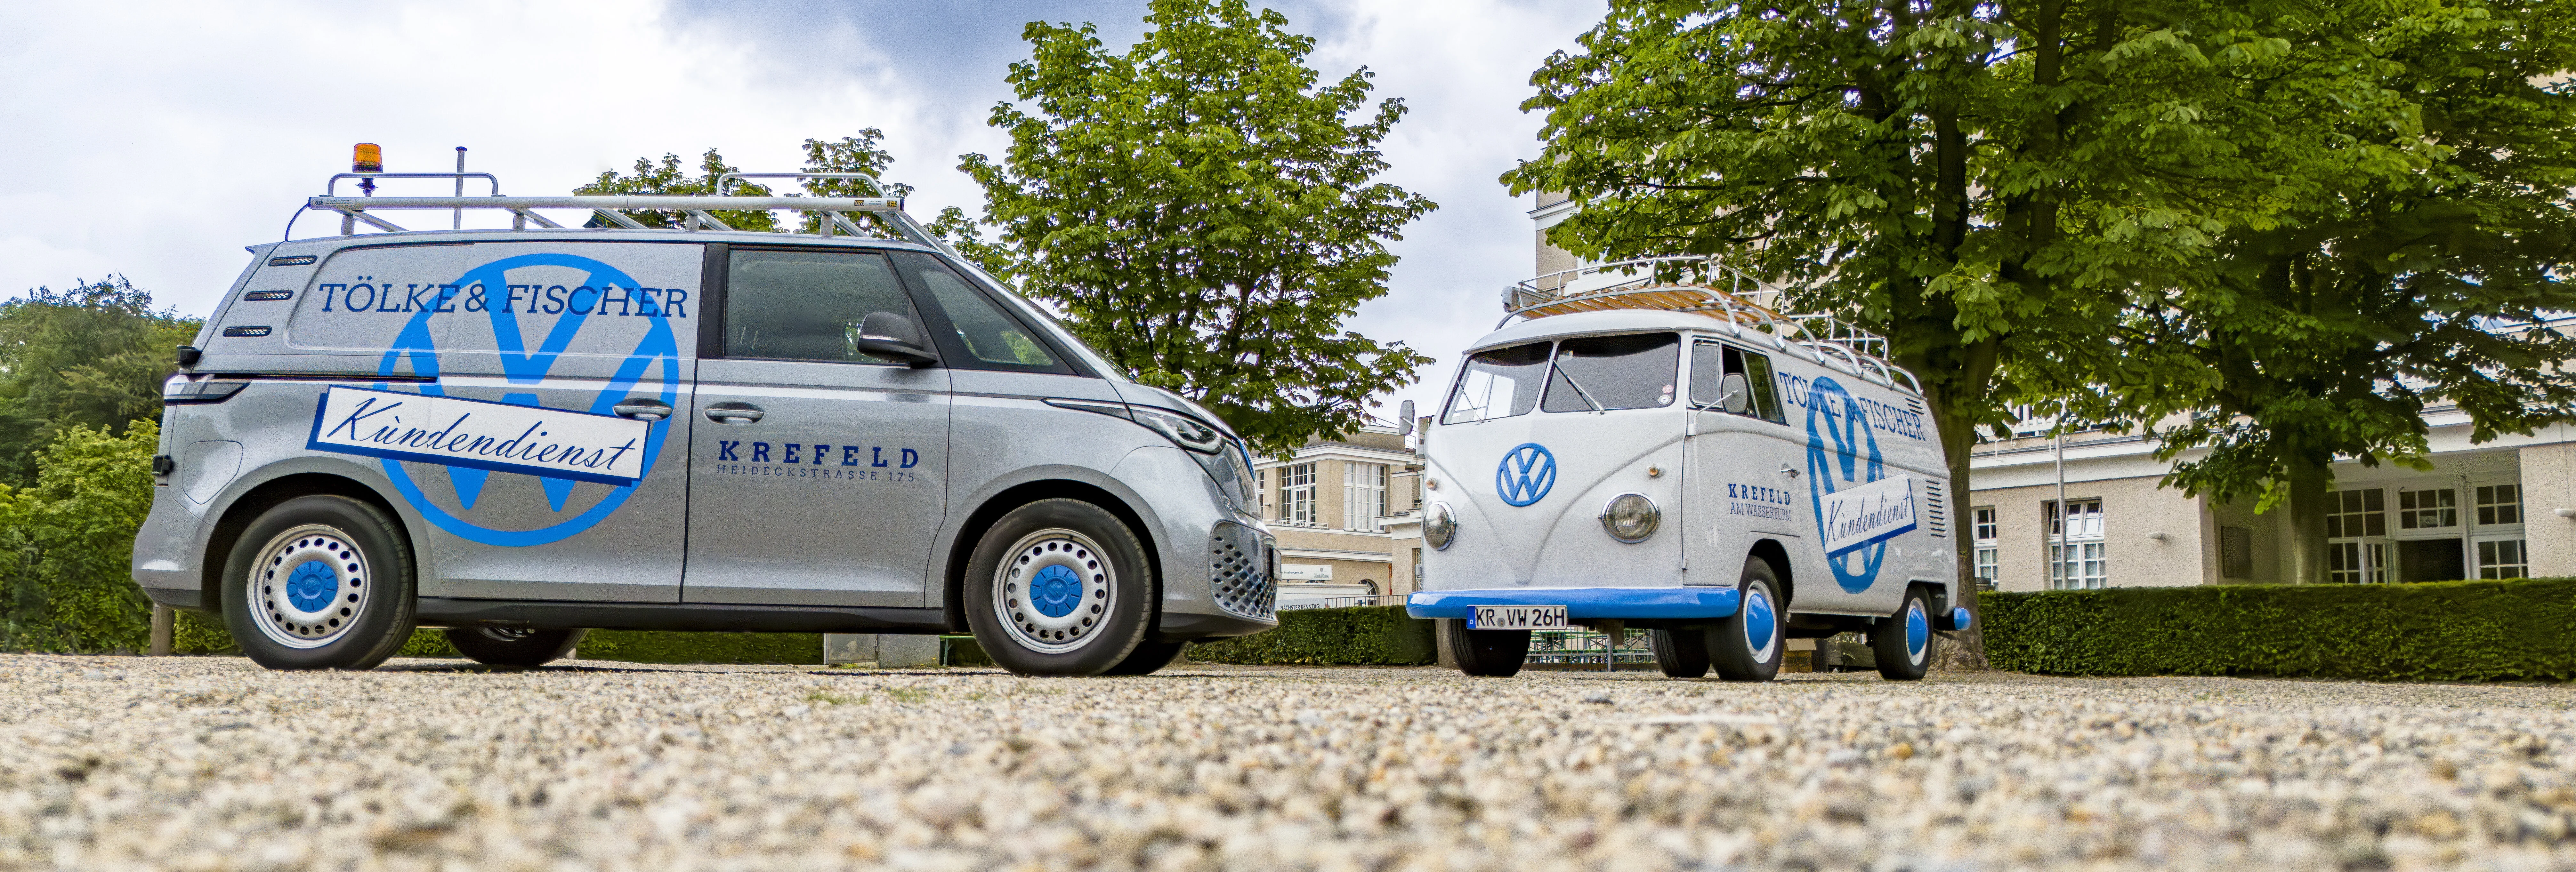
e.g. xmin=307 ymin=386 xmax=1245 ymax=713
xmin=1424 ymin=501 xmax=1458 ymax=550
xmin=1131 ymin=406 xmax=1226 ymax=454
xmin=1599 ymin=493 xmax=1660 ymax=543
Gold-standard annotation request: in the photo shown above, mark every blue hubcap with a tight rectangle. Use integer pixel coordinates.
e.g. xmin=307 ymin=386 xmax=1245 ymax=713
xmin=1031 ymin=564 xmax=1082 ymax=618
xmin=1744 ymin=588 xmax=1776 ymax=653
xmin=1905 ymin=602 xmax=1929 ymax=658
xmin=286 ymin=560 xmax=338 ymax=612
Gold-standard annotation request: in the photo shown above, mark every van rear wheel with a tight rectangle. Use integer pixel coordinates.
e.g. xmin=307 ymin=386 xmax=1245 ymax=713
xmin=1707 ymin=558 xmax=1785 ymax=682
xmin=1871 ymin=589 xmax=1933 ymax=681
xmin=963 ymin=499 xmax=1156 ymax=676
xmin=221 ymin=495 xmax=417 ymax=671
xmin=1650 ymin=628 xmax=1711 ymax=677
xmin=446 ymin=627 xmax=586 ymax=667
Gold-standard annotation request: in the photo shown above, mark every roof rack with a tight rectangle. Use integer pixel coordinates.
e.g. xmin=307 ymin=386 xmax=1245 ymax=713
xmin=297 ymin=170 xmax=968 ymax=262
xmin=1502 ymin=255 xmax=1920 ymax=393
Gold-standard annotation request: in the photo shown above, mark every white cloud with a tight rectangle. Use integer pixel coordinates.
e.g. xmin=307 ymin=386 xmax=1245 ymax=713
xmin=0 ymin=0 xmax=1599 ymax=419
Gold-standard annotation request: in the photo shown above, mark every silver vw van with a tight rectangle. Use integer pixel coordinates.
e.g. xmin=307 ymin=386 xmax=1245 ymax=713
xmin=1408 ymin=258 xmax=1967 ymax=681
xmin=133 ymin=170 xmax=1277 ymax=675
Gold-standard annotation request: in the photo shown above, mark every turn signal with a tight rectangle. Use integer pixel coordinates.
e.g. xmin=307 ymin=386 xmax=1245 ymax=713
xmin=352 ymin=143 xmax=383 ymax=173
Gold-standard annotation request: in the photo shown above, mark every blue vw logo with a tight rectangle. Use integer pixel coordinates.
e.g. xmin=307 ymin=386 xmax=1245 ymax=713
xmin=1804 ymin=376 xmax=1886 ymax=593
xmin=373 ymin=253 xmax=682 ymax=547
xmin=1496 ymin=443 xmax=1556 ymax=507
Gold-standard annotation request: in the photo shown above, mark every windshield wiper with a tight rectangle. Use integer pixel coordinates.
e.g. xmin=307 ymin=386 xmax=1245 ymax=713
xmin=1552 ymin=357 xmax=1606 ymax=412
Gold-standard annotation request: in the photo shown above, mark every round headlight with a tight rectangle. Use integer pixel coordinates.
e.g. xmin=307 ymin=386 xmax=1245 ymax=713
xmin=1599 ymin=493 xmax=1660 ymax=543
xmin=1424 ymin=501 xmax=1458 ymax=550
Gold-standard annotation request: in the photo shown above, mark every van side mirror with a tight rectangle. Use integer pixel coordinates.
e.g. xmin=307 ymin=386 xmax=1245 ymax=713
xmin=855 ymin=312 xmax=936 ymax=367
xmin=1398 ymin=400 xmax=1415 ymax=434
xmin=1719 ymin=372 xmax=1752 ymax=415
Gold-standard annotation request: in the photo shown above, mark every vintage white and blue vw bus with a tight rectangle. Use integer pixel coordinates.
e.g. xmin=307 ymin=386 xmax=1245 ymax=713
xmin=1407 ymin=258 xmax=1968 ymax=681
xmin=132 ymin=164 xmax=1277 ymax=675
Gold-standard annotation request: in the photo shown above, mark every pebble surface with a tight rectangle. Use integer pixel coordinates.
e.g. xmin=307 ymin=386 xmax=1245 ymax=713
xmin=3 ymin=654 xmax=2571 ymax=871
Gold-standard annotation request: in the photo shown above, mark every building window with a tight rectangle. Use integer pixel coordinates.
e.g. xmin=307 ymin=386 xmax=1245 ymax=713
xmin=2325 ymin=489 xmax=2386 ymax=538
xmin=2477 ymin=484 xmax=2522 ymax=525
xmin=2477 ymin=539 xmax=2528 ymax=579
xmin=1279 ymin=463 xmax=1317 ymax=526
xmin=2398 ymin=488 xmax=2457 ymax=529
xmin=2328 ymin=540 xmax=2389 ymax=584
xmin=1970 ymin=507 xmax=1999 ymax=587
xmin=2220 ymin=526 xmax=2255 ymax=580
xmin=1343 ymin=462 xmax=1388 ymax=531
xmin=1256 ymin=468 xmax=1270 ymax=518
xmin=2047 ymin=499 xmax=2105 ymax=590
xmin=1410 ymin=547 xmax=1423 ymax=592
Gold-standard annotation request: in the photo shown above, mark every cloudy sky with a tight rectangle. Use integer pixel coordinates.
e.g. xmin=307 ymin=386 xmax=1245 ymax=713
xmin=0 ymin=0 xmax=1601 ymax=418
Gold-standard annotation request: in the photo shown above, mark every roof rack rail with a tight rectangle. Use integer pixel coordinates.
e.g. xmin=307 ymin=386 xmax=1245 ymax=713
xmin=297 ymin=170 xmax=970 ymax=261
xmin=1502 ymin=255 xmax=1919 ymax=393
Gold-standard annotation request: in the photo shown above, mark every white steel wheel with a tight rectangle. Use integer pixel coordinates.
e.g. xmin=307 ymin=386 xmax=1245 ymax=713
xmin=247 ymin=524 xmax=375 ymax=650
xmin=992 ymin=528 xmax=1119 ymax=654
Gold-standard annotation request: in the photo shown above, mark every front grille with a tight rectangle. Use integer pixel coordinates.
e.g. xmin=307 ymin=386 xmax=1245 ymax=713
xmin=1208 ymin=521 xmax=1277 ymax=620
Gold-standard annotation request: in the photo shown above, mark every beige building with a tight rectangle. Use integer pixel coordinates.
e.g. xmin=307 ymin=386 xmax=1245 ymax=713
xmin=1248 ymin=425 xmax=1426 ymax=603
xmin=1530 ymin=192 xmax=2576 ymax=590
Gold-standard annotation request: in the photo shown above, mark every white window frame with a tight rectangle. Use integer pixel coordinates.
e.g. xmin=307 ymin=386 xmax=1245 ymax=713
xmin=2396 ymin=487 xmax=2458 ymax=531
xmin=2325 ymin=487 xmax=2391 ymax=583
xmin=2473 ymin=533 xmax=2529 ymax=580
xmin=1279 ymin=462 xmax=1318 ymax=527
xmin=1970 ymin=506 xmax=1999 ymax=586
xmin=1343 ymin=462 xmax=1388 ymax=532
xmin=2047 ymin=499 xmax=2105 ymax=590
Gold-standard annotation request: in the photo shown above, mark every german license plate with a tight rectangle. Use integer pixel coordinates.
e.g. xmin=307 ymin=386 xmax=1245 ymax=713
xmin=1469 ymin=605 xmax=1567 ymax=630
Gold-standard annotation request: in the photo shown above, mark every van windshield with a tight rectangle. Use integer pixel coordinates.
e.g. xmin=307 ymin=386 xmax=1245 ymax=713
xmin=1542 ymin=333 xmax=1678 ymax=412
xmin=1441 ymin=342 xmax=1552 ymax=424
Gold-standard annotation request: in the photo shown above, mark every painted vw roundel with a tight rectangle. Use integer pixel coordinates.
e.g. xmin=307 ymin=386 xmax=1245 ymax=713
xmin=1496 ymin=443 xmax=1556 ymax=507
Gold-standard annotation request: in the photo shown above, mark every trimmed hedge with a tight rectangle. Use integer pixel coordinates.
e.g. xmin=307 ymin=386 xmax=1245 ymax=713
xmin=1982 ymin=577 xmax=2576 ymax=682
xmin=1186 ymin=605 xmax=1435 ymax=665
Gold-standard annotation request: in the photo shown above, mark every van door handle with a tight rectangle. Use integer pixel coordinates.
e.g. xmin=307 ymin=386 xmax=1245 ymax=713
xmin=704 ymin=403 xmax=763 ymax=424
xmin=612 ymin=399 xmax=672 ymax=421
xmin=1778 ymin=463 xmax=1800 ymax=479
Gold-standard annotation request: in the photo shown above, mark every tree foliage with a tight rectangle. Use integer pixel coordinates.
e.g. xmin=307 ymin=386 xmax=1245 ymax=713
xmin=576 ymin=129 xmax=995 ymax=258
xmin=0 ymin=420 xmax=160 ymax=653
xmin=959 ymin=0 xmax=1435 ymax=454
xmin=0 ymin=277 xmax=199 ymax=487
xmin=2044 ymin=1 xmax=2576 ymax=584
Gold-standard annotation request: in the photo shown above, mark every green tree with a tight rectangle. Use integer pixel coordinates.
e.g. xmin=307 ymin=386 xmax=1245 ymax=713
xmin=958 ymin=0 xmax=1436 ymax=454
xmin=0 ymin=420 xmax=160 ymax=652
xmin=2053 ymin=2 xmax=2576 ymax=584
xmin=576 ymin=148 xmax=782 ymax=230
xmin=0 ymin=277 xmax=200 ymax=487
xmin=1500 ymin=0 xmax=2435 ymax=665
xmin=580 ymin=130 xmax=998 ymax=260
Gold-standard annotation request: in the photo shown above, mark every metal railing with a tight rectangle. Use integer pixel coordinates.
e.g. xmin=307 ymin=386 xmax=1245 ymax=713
xmin=1504 ymin=255 xmax=1920 ymax=393
xmin=1527 ymin=629 xmax=1659 ymax=669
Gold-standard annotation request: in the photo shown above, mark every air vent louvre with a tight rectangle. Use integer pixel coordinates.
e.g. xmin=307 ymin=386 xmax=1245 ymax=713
xmin=1923 ymin=480 xmax=1948 ymax=538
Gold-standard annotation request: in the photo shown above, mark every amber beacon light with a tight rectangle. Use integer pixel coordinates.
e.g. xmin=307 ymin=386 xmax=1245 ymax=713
xmin=351 ymin=143 xmax=383 ymax=173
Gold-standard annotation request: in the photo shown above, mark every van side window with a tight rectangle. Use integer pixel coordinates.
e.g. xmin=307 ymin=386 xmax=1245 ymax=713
xmin=1690 ymin=340 xmax=1785 ymax=423
xmin=724 ymin=250 xmax=914 ymax=364
xmin=1541 ymin=332 xmax=1678 ymax=413
xmin=1442 ymin=341 xmax=1551 ymax=424
xmin=888 ymin=252 xmax=1064 ymax=372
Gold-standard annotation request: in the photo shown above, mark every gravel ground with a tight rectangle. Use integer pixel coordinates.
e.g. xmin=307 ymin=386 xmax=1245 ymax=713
xmin=3 ymin=655 xmax=2572 ymax=872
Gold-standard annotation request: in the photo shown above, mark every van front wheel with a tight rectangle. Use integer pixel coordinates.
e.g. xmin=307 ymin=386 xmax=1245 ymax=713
xmin=1650 ymin=628 xmax=1711 ymax=677
xmin=963 ymin=499 xmax=1157 ymax=676
xmin=221 ymin=495 xmax=417 ymax=671
xmin=1441 ymin=619 xmax=1528 ymax=677
xmin=1707 ymin=558 xmax=1785 ymax=682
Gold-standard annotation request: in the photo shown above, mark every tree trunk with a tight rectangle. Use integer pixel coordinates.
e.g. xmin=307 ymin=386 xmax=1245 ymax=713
xmin=1926 ymin=380 xmax=1990 ymax=671
xmin=2282 ymin=453 xmax=2332 ymax=585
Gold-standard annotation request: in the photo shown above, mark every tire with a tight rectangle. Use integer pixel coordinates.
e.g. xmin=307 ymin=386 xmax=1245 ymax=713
xmin=445 ymin=627 xmax=586 ymax=667
xmin=1872 ymin=588 xmax=1933 ymax=681
xmin=221 ymin=494 xmax=417 ymax=670
xmin=1708 ymin=557 xmax=1785 ymax=682
xmin=1650 ymin=628 xmax=1711 ymax=678
xmin=1441 ymin=618 xmax=1529 ymax=677
xmin=963 ymin=499 xmax=1155 ymax=676
xmin=1101 ymin=638 xmax=1189 ymax=676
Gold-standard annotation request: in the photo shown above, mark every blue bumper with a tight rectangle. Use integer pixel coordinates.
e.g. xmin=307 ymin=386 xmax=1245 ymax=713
xmin=1407 ymin=587 xmax=1744 ymax=620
